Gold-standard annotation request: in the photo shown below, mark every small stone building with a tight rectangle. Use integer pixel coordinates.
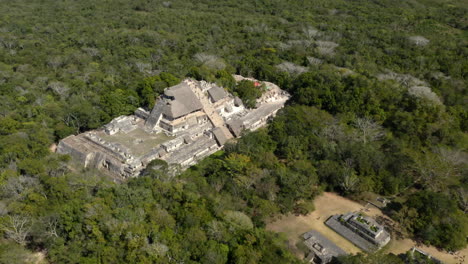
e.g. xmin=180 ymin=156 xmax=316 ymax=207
xmin=302 ymin=230 xmax=347 ymax=264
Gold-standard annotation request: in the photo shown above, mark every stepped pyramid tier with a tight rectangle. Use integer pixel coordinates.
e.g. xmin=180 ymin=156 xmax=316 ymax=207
xmin=57 ymin=76 xmax=290 ymax=178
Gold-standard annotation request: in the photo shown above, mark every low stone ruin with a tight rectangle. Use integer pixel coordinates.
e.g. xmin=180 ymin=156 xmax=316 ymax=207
xmin=325 ymin=212 xmax=391 ymax=252
xmin=302 ymin=230 xmax=347 ymax=264
xmin=57 ymin=76 xmax=290 ymax=178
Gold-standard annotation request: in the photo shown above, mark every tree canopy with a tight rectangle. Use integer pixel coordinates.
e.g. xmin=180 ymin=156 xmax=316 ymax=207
xmin=0 ymin=0 xmax=467 ymax=261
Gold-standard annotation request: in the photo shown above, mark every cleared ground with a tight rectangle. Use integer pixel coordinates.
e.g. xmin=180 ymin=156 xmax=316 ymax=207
xmin=266 ymin=192 xmax=467 ymax=264
xmin=385 ymin=238 xmax=467 ymax=264
xmin=98 ymin=128 xmax=174 ymax=157
xmin=26 ymin=252 xmax=47 ymax=264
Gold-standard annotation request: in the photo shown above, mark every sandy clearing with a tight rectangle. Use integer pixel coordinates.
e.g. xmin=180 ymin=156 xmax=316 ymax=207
xmin=267 ymin=192 xmax=367 ymax=258
xmin=266 ymin=192 xmax=467 ymax=264
xmin=384 ymin=238 xmax=467 ymax=264
xmin=27 ymin=252 xmax=47 ymax=264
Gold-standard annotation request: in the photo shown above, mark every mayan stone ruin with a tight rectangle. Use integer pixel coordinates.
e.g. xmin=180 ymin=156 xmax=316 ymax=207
xmin=57 ymin=75 xmax=290 ymax=178
xmin=302 ymin=230 xmax=347 ymax=264
xmin=325 ymin=212 xmax=391 ymax=252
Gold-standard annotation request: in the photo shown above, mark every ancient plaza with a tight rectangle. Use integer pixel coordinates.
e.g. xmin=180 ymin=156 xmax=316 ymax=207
xmin=57 ymin=75 xmax=290 ymax=178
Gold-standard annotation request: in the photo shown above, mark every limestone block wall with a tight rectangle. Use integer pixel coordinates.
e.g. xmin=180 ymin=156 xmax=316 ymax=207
xmin=57 ymin=136 xmax=93 ymax=167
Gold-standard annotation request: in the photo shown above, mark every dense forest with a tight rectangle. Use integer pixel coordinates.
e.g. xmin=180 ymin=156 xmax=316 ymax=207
xmin=0 ymin=0 xmax=467 ymax=263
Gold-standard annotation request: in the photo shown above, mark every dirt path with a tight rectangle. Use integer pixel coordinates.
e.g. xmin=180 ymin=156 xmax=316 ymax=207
xmin=266 ymin=192 xmax=467 ymax=264
xmin=384 ymin=238 xmax=467 ymax=264
xmin=27 ymin=252 xmax=47 ymax=264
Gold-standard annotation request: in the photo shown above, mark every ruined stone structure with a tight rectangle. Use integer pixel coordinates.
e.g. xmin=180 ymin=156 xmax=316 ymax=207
xmin=57 ymin=76 xmax=290 ymax=178
xmin=302 ymin=230 xmax=347 ymax=264
xmin=410 ymin=247 xmax=443 ymax=264
xmin=325 ymin=212 xmax=391 ymax=252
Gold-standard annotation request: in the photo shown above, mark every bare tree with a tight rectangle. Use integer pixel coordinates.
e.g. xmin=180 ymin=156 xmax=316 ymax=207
xmin=0 ymin=201 xmax=8 ymax=216
xmin=377 ymin=70 xmax=427 ymax=87
xmin=82 ymin=47 xmax=100 ymax=57
xmin=150 ymin=50 xmax=163 ymax=63
xmin=47 ymin=56 xmax=64 ymax=72
xmin=47 ymin=161 xmax=69 ymax=177
xmin=0 ymin=175 xmax=39 ymax=200
xmin=165 ymin=164 xmax=181 ymax=182
xmin=316 ymin=40 xmax=339 ymax=56
xmin=408 ymin=86 xmax=442 ymax=105
xmin=276 ymin=61 xmax=308 ymax=76
xmin=194 ymin=53 xmax=215 ymax=64
xmin=194 ymin=53 xmax=226 ymax=70
xmin=144 ymin=240 xmax=169 ymax=257
xmin=0 ymin=36 xmax=18 ymax=52
xmin=162 ymin=1 xmax=172 ymax=8
xmin=48 ymin=81 xmax=69 ymax=98
xmin=128 ymin=36 xmax=140 ymax=45
xmin=436 ymin=147 xmax=467 ymax=167
xmin=255 ymin=177 xmax=279 ymax=201
xmin=135 ymin=61 xmax=152 ymax=74
xmin=307 ymin=56 xmax=323 ymax=66
xmin=63 ymin=112 xmax=82 ymax=134
xmin=211 ymin=178 xmax=226 ymax=192
xmin=33 ymin=76 xmax=49 ymax=91
xmin=105 ymin=67 xmax=117 ymax=86
xmin=322 ymin=31 xmax=342 ymax=42
xmin=302 ymin=26 xmax=320 ymax=40
xmin=409 ymin=149 xmax=459 ymax=191
xmin=1 ymin=215 xmax=32 ymax=245
xmin=206 ymin=220 xmax=226 ymax=241
xmin=354 ymin=117 xmax=384 ymax=144
xmin=321 ymin=122 xmax=348 ymax=142
xmin=246 ymin=23 xmax=270 ymax=34
xmin=408 ymin=36 xmax=430 ymax=47
xmin=340 ymin=159 xmax=359 ymax=192
xmin=234 ymin=175 xmax=255 ymax=190
xmin=455 ymin=188 xmax=468 ymax=214
xmin=44 ymin=215 xmax=59 ymax=238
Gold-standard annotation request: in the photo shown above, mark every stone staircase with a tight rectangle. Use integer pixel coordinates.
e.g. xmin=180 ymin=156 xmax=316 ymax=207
xmin=218 ymin=126 xmax=233 ymax=140
xmin=145 ymin=99 xmax=165 ymax=131
xmin=188 ymin=81 xmax=233 ymax=140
